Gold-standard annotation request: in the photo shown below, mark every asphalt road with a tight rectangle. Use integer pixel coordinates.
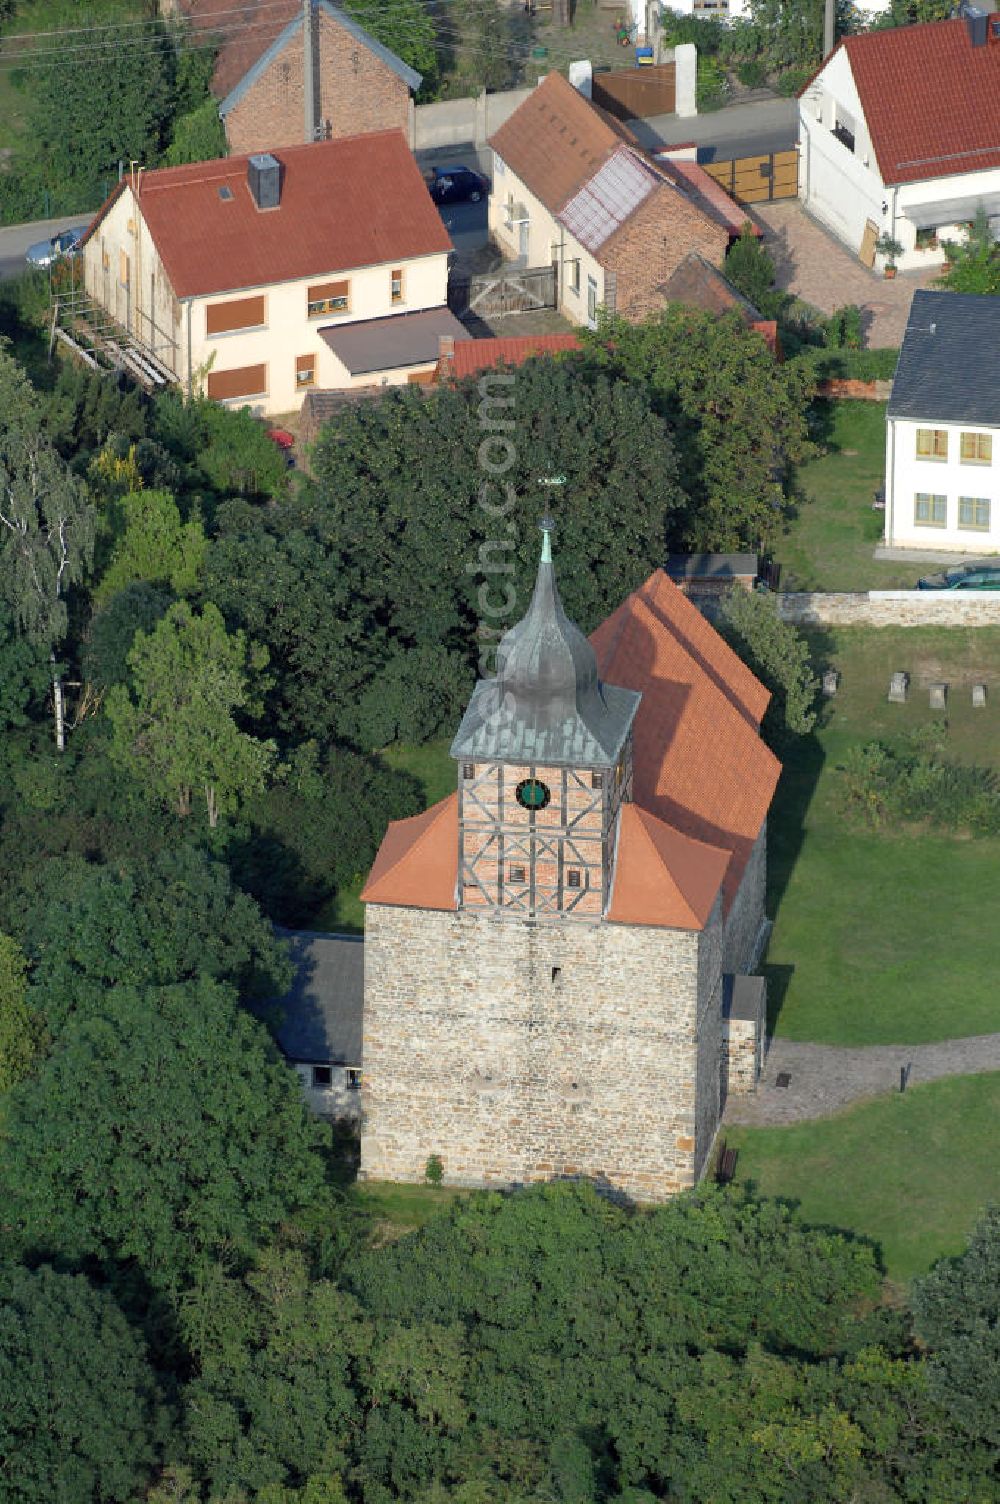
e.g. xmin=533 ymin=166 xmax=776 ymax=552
xmin=0 ymin=213 xmax=92 ymax=281
xmin=438 ymin=197 xmax=489 ymax=255
xmin=629 ymin=96 xmax=799 ymax=162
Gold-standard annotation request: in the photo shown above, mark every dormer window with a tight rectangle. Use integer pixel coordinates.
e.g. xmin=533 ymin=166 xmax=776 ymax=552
xmin=463 ymin=762 xmax=476 ymax=779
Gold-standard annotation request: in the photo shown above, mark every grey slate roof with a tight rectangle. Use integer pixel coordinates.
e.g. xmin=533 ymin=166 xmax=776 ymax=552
xmin=320 ymin=306 xmax=470 ymax=375
xmin=261 ymin=930 xmax=364 ymax=1065
xmin=722 ymin=973 xmax=765 ymax=1022
xmin=666 ymin=553 xmax=759 ymax=581
xmin=219 ymin=0 xmax=422 ymax=118
xmin=451 ymin=531 xmax=640 ymax=767
xmin=887 ymin=289 xmax=1000 ymax=427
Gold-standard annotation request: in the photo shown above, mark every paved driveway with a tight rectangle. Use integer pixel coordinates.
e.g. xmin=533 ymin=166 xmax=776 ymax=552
xmin=751 ymin=200 xmax=940 ymax=348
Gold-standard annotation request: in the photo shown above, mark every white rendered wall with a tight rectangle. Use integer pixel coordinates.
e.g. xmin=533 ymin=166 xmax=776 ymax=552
xmin=886 ymin=416 xmax=1000 ymax=553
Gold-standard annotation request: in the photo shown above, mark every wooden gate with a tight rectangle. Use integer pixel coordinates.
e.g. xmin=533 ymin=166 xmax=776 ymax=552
xmin=859 ymin=218 xmax=878 ymax=268
xmin=591 ymin=63 xmax=676 ymax=121
xmin=702 ymin=149 xmax=799 ymax=205
xmin=449 ymin=265 xmax=557 ymax=319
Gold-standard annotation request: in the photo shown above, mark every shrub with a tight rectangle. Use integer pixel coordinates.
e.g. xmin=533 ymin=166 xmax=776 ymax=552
xmin=840 ymin=729 xmax=1000 ymax=834
xmin=737 ymin=58 xmax=768 ymax=87
xmin=826 ymin=304 xmax=864 ymax=350
xmin=790 ymin=346 xmax=900 ymax=383
xmin=725 ymin=224 xmax=776 ymax=309
xmin=424 ymin=1154 xmax=444 ymax=1186
xmin=696 ymin=55 xmax=730 ymax=111
xmin=775 ymin=65 xmax=814 ymax=96
xmin=718 ymin=588 xmax=817 ymax=743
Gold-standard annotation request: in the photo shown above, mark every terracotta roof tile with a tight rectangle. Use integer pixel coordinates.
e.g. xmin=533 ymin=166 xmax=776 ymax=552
xmin=591 ymin=569 xmax=780 ymax=913
xmin=443 ymin=333 xmax=581 ymax=381
xmin=100 ymin=134 xmax=450 ymax=300
xmin=489 ymin=71 xmax=636 ymax=214
xmin=360 ymin=793 xmax=458 ymax=910
xmin=659 ymin=158 xmax=760 ymax=236
xmin=840 ymin=19 xmax=1000 ymax=185
xmin=608 ymin=804 xmax=731 ymax=930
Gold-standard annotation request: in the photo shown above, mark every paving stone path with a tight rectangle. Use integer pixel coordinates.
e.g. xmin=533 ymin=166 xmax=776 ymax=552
xmin=724 ymin=1033 xmax=1000 ymax=1127
xmin=750 ymin=200 xmax=940 ymax=349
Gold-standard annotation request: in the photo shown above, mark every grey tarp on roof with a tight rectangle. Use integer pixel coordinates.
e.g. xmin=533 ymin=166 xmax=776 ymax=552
xmin=887 ymin=289 xmax=1000 ymax=427
xmin=261 ymin=930 xmax=364 ymax=1065
xmin=320 ymin=306 xmax=471 ymax=375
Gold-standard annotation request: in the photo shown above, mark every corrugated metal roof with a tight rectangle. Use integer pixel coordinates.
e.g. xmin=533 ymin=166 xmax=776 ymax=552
xmin=559 ymin=147 xmax=659 ymax=252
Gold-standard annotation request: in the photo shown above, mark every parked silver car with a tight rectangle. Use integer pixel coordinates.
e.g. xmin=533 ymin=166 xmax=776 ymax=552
xmin=25 ymin=226 xmax=84 ymax=269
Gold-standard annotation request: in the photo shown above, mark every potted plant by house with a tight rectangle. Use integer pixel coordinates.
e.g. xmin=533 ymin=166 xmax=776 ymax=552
xmin=875 ymin=233 xmax=904 ymax=279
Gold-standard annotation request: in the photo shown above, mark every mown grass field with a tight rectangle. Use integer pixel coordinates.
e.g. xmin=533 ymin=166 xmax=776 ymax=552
xmin=777 ymin=402 xmax=915 ymax=592
xmin=726 ymin=1073 xmax=1000 ymax=1283
xmin=767 ymin=626 xmax=1000 ymax=1044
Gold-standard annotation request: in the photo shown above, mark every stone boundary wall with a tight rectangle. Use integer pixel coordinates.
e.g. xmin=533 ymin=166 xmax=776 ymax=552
xmin=413 ymin=86 xmax=534 ymax=151
xmin=777 ymin=591 xmax=1000 ymax=627
xmin=815 ymin=378 xmax=893 ymax=401
xmin=723 ymin=1016 xmax=760 ymax=1096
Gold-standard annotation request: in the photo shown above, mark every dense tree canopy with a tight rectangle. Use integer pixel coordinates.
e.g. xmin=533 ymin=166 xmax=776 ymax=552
xmin=0 ymin=1264 xmax=168 ymax=1504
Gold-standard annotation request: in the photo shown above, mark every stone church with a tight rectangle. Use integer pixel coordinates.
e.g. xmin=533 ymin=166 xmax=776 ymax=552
xmin=358 ymin=528 xmax=780 ymax=1201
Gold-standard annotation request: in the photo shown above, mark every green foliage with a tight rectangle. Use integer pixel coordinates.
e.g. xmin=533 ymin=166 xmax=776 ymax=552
xmin=153 ymin=392 xmax=289 ymax=499
xmin=882 ymin=0 xmax=956 ymax=25
xmin=587 ymin=308 xmax=814 ymax=550
xmin=0 ymin=595 xmax=50 ymax=730
xmin=736 ymin=56 xmax=768 ymax=87
xmin=719 ymin=587 xmax=818 ymax=740
xmin=106 ymin=599 xmax=275 ymax=826
xmin=724 ymin=222 xmax=776 ymax=309
xmin=229 ymin=740 xmax=422 ymax=925
xmin=775 ymin=63 xmax=815 ymax=95
xmin=825 ymin=304 xmax=864 ymax=350
xmin=935 ymin=206 xmax=1000 ymax=296
xmin=0 ymin=931 xmax=38 ymax=1092
xmin=82 ymin=580 xmax=171 ymax=688
xmin=208 ymin=360 xmax=684 ymax=743
xmin=96 ymin=487 xmax=206 ymax=604
xmin=165 ymin=98 xmax=228 ymax=166
xmin=43 ymin=361 xmax=148 ymax=465
xmin=27 ymin=27 xmax=175 ymax=205
xmin=443 ymin=0 xmax=520 ymax=91
xmin=2 ymin=979 xmax=326 ymax=1287
xmin=0 ymin=1263 xmax=168 ymax=1502
xmin=424 ymin=1153 xmax=444 ymax=1186
xmin=789 ymin=344 xmax=899 ymax=381
xmin=12 ymin=844 xmax=292 ymax=1041
xmin=913 ymin=1205 xmax=1000 ymax=1449
xmin=875 ymin=232 xmax=904 ymax=268
xmin=342 ymin=643 xmax=474 ymax=749
xmin=696 ymin=52 xmax=729 ymax=110
xmin=840 ymin=727 xmax=1000 ymax=834
xmin=661 ymin=10 xmax=726 ymax=51
xmin=344 ymin=0 xmax=438 ymax=95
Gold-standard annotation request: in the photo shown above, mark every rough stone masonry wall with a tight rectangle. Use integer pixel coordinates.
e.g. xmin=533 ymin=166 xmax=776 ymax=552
xmin=778 ymin=592 xmax=1000 ymax=627
xmin=361 ymin=902 xmax=725 ymax=1202
xmin=723 ymin=1015 xmax=760 ymax=1096
xmin=223 ymin=11 xmax=409 ymax=155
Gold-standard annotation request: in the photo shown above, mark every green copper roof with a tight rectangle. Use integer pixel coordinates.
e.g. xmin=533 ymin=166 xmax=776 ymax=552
xmin=451 ymin=528 xmax=640 ymax=768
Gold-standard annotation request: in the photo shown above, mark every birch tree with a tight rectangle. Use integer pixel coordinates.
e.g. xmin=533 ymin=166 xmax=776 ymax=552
xmin=0 ymin=350 xmax=95 ymax=750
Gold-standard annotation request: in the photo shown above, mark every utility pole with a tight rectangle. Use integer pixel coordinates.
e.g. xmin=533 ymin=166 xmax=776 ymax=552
xmin=303 ymin=0 xmax=317 ymax=143
xmin=824 ymin=0 xmax=835 ymax=58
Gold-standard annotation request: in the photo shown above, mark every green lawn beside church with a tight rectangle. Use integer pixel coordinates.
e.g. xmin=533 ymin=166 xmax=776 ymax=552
xmin=726 ymin=1073 xmax=1000 ymax=1283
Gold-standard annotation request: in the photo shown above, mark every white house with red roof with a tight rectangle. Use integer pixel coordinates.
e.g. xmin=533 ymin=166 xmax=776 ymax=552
xmin=798 ymin=13 xmax=1000 ymax=272
xmin=81 ymin=133 xmax=468 ymax=414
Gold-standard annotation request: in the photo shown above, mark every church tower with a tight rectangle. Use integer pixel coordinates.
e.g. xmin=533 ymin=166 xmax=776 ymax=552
xmin=451 ymin=520 xmax=639 ymax=922
xmin=359 ymin=525 xmax=776 ymax=1201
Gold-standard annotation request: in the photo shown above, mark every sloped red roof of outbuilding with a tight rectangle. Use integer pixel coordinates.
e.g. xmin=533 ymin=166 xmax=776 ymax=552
xmin=838 ymin=19 xmax=1000 ymax=185
xmin=92 ymin=133 xmax=451 ymax=300
xmin=363 ymin=569 xmax=779 ymax=927
xmin=443 ymin=334 xmax=582 ymax=381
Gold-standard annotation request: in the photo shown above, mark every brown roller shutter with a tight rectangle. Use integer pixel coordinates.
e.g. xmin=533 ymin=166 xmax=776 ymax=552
xmin=206 ymin=364 xmax=267 ymax=400
xmin=205 ymin=295 xmax=266 ymax=335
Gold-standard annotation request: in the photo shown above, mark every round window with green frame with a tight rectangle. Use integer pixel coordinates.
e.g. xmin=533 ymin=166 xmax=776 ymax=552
xmin=515 ymin=777 xmax=551 ymax=811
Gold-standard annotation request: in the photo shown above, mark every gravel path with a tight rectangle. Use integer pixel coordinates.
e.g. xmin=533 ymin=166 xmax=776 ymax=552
xmin=724 ymin=1033 xmax=1000 ymax=1127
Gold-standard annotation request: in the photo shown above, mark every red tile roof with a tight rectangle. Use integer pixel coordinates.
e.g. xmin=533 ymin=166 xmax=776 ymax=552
xmin=443 ymin=333 xmax=582 ymax=381
xmin=660 ymin=158 xmax=762 ymax=237
xmin=489 ymin=71 xmax=637 ymax=214
xmin=591 ymin=569 xmax=780 ymax=914
xmin=100 ymin=134 xmax=451 ymax=300
xmin=839 ymin=19 xmax=1000 ymax=185
xmin=360 ymin=794 xmax=458 ymax=910
xmin=608 ymin=804 xmax=731 ymax=930
xmin=363 ymin=568 xmax=779 ymax=928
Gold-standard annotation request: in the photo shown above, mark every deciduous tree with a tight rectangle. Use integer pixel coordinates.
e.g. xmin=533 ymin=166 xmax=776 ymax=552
xmin=106 ymin=599 xmax=274 ymax=825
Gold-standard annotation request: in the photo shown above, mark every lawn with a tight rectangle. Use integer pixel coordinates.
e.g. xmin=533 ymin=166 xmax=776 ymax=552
xmin=777 ymin=402 xmax=916 ymax=592
xmin=353 ymin=1180 xmax=471 ymax=1239
xmin=726 ymin=1073 xmax=1000 ymax=1283
xmin=767 ymin=626 xmax=1000 ymax=1044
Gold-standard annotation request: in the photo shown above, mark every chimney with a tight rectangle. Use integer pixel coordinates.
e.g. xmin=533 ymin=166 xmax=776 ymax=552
xmin=247 ymin=153 xmax=282 ymax=210
xmin=439 ymin=334 xmax=455 ymax=363
xmin=960 ymin=1 xmax=989 ymax=44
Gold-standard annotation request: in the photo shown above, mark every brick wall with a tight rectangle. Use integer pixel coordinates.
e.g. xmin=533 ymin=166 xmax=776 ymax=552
xmin=224 ymin=9 xmax=410 ymax=155
xmin=603 ymin=185 xmax=730 ymax=324
xmin=360 ymin=901 xmax=727 ymax=1202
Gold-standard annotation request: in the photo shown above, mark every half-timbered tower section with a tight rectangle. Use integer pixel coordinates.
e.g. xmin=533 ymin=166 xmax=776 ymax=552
xmin=359 ymin=527 xmax=781 ymax=1200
